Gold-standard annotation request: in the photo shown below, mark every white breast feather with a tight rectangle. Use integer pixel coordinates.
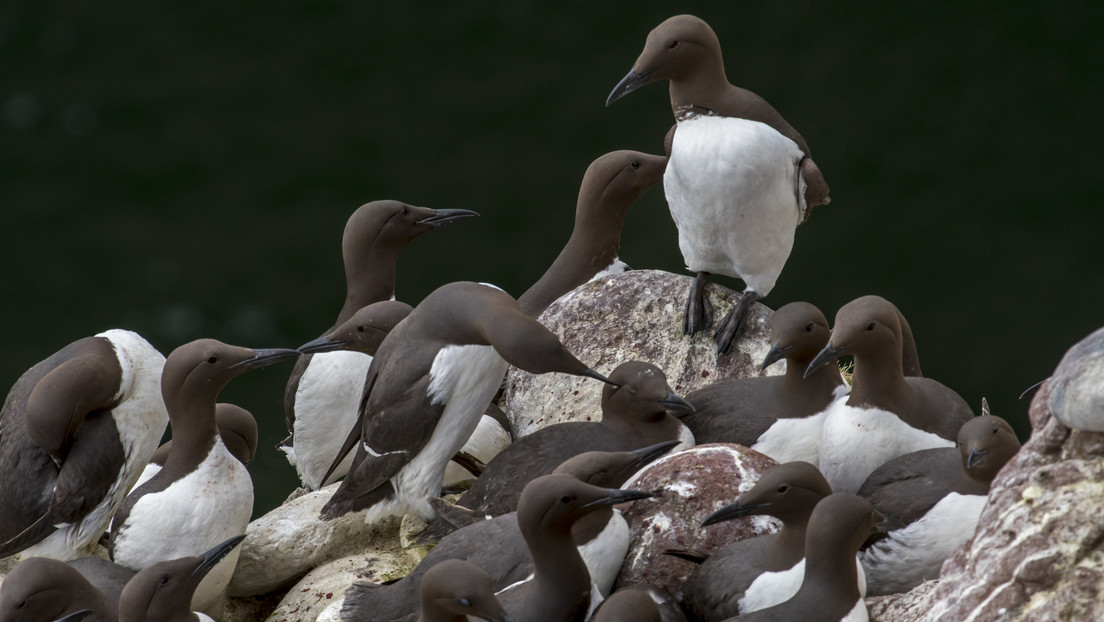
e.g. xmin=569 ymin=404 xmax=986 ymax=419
xmin=818 ymin=402 xmax=955 ymax=494
xmin=860 ymin=492 xmax=987 ymax=596
xmin=113 ymin=439 xmax=253 ymax=614
xmin=577 ymin=511 xmax=631 ymax=596
xmin=287 ymin=350 xmax=373 ymax=490
xmin=752 ymin=412 xmax=828 ymax=466
xmin=665 ymin=116 xmax=804 ymax=296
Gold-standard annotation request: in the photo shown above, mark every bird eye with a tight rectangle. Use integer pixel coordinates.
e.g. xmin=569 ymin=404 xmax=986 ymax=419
xmin=865 ymin=322 xmax=876 ymax=331
xmin=560 ymin=495 xmax=573 ymax=504
xmin=993 ymin=427 xmax=999 ymax=435
xmin=458 ymin=598 xmax=471 ymax=607
xmin=356 ymin=325 xmax=365 ymax=332
xmin=207 ymin=356 xmax=218 ymax=364
xmin=15 ymin=601 xmax=25 ymax=609
xmin=667 ymin=40 xmax=679 ymax=49
xmin=631 ymin=160 xmax=640 ymax=169
xmin=777 ymin=485 xmax=789 ymax=493
xmin=159 ymin=575 xmax=170 ymax=585
xmin=805 ymin=323 xmax=814 ymax=332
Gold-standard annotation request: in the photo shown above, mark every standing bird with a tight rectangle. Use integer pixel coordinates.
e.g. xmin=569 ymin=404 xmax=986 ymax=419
xmin=730 ymin=494 xmax=882 ymax=622
xmin=606 ymin=14 xmax=830 ymax=354
xmin=281 ymin=200 xmax=477 ymax=490
xmin=110 ymin=340 xmax=298 ymax=617
xmin=804 ymin=295 xmax=975 ymax=493
xmin=0 ymin=329 xmax=168 ymax=561
xmin=517 ymin=150 xmax=668 ymax=317
xmin=319 ymin=281 xmax=613 ymax=522
xmin=680 ymin=302 xmax=847 ymax=464
xmin=857 ymin=407 xmax=1021 ymax=595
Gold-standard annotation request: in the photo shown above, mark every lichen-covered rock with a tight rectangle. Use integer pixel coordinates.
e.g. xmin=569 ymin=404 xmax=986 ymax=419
xmin=262 ymin=550 xmax=412 ymax=622
xmin=228 ymin=483 xmax=404 ymax=597
xmin=868 ymin=340 xmax=1104 ymax=621
xmin=1047 ymin=326 xmax=1104 ymax=432
xmin=504 ymin=270 xmax=776 ymax=438
xmin=614 ymin=443 xmax=779 ymax=598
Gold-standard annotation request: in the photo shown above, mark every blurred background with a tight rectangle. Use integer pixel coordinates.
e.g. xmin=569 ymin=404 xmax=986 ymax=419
xmin=2 ymin=2 xmax=1101 ymax=517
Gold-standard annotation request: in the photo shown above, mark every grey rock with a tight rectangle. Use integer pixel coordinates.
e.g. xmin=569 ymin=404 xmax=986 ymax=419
xmin=1047 ymin=326 xmax=1104 ymax=432
xmin=614 ymin=443 xmax=780 ymax=599
xmin=262 ymin=550 xmax=411 ymax=622
xmin=504 ymin=270 xmax=777 ymax=438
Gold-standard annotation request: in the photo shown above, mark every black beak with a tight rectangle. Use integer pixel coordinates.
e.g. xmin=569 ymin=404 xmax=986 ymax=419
xmin=584 ymin=368 xmax=619 ymax=387
xmin=631 ymin=440 xmax=680 ymax=467
xmin=417 ymin=208 xmax=480 ymax=227
xmin=760 ymin=343 xmax=791 ymax=371
xmin=193 ymin=534 xmax=247 ymax=578
xmin=583 ymin=487 xmax=654 ymax=509
xmin=230 ymin=348 xmax=301 ymax=370
xmin=656 ymin=391 xmax=695 ymax=417
xmin=702 ymin=500 xmax=769 ymax=527
xmin=297 ymin=334 xmax=347 ymax=355
xmin=52 ymin=612 xmax=94 ymax=622
xmin=804 ymin=343 xmax=846 ymax=379
xmin=966 ymin=446 xmax=989 ymax=469
xmin=606 ymin=68 xmax=652 ymax=106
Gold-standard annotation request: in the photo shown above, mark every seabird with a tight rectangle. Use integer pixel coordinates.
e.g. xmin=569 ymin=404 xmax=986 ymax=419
xmin=517 ymin=150 xmax=667 ymax=317
xmin=292 ymin=300 xmax=414 ymax=489
xmin=0 ymin=329 xmax=168 ymax=561
xmin=0 ymin=556 xmax=116 ymax=622
xmin=432 ymin=360 xmax=692 ymax=526
xmin=730 ymin=494 xmax=883 ymax=622
xmin=109 ymin=340 xmax=298 ymax=617
xmin=606 ymin=14 xmax=830 ymax=354
xmin=804 ymin=295 xmax=975 ymax=493
xmin=117 ymin=535 xmax=246 ymax=622
xmin=857 ymin=406 xmax=1021 ymax=595
xmin=281 ymin=200 xmax=477 ymax=490
xmin=415 ymin=559 xmax=509 ymax=622
xmin=340 ymin=460 xmax=656 ymax=621
xmin=680 ymin=302 xmax=847 ymax=464
xmin=317 ymin=281 xmax=612 ymax=523
xmin=134 ymin=402 xmax=258 ymax=491
xmin=678 ymin=462 xmax=853 ymax=620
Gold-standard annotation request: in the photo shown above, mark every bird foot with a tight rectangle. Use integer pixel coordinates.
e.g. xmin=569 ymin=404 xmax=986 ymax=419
xmin=713 ymin=291 xmax=759 ymax=354
xmin=683 ymin=272 xmax=714 ymax=336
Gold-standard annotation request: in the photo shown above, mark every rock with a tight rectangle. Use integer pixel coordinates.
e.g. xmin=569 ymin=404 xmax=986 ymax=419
xmin=504 ymin=270 xmax=777 ymax=438
xmin=228 ymin=483 xmax=405 ymax=597
xmin=1047 ymin=326 xmax=1104 ymax=431
xmin=263 ymin=549 xmax=413 ymax=622
xmin=868 ymin=331 xmax=1104 ymax=621
xmin=614 ymin=443 xmax=779 ymax=598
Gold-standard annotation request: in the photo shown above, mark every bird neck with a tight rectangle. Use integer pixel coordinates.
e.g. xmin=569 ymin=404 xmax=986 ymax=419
xmin=339 ymin=245 xmax=399 ymax=325
xmin=847 ymin=348 xmax=909 ymax=410
xmin=525 ymin=522 xmax=591 ymax=599
xmin=764 ymin=520 xmax=809 ymax=570
xmin=668 ymin=63 xmax=728 ymax=121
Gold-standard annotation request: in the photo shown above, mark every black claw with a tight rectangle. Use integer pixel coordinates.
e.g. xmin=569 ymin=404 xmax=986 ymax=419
xmin=683 ymin=273 xmax=714 ymax=336
xmin=714 ymin=291 xmax=759 ymax=355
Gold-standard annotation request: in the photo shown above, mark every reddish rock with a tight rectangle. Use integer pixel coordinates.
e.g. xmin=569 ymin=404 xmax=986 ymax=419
xmin=504 ymin=270 xmax=777 ymax=438
xmin=613 ymin=443 xmax=779 ymax=598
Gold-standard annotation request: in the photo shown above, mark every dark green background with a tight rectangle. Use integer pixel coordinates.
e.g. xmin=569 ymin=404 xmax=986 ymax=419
xmin=3 ymin=2 xmax=1101 ymax=517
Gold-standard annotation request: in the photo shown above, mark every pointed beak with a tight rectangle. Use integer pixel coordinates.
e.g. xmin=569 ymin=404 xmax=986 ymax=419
xmin=804 ymin=343 xmax=846 ymax=378
xmin=631 ymin=440 xmax=680 ymax=467
xmin=760 ymin=343 xmax=791 ymax=371
xmin=193 ymin=534 xmax=246 ymax=578
xmin=52 ymin=612 xmax=95 ymax=622
xmin=230 ymin=348 xmax=301 ymax=370
xmin=702 ymin=500 xmax=769 ymax=526
xmin=583 ymin=487 xmax=654 ymax=509
xmin=584 ymin=368 xmax=619 ymax=387
xmin=1019 ymin=379 xmax=1046 ymax=399
xmin=416 ymin=208 xmax=479 ymax=227
xmin=606 ymin=68 xmax=652 ymax=106
xmin=475 ymin=603 xmax=511 ymax=622
xmin=967 ymin=446 xmax=989 ymax=469
xmin=297 ymin=334 xmax=347 ymax=355
xmin=655 ymin=391 xmax=695 ymax=417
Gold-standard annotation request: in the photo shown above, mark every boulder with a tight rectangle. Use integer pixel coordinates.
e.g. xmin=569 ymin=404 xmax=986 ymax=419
xmin=262 ymin=549 xmax=410 ymax=622
xmin=869 ymin=326 xmax=1104 ymax=621
xmin=614 ymin=443 xmax=780 ymax=598
xmin=504 ymin=270 xmax=777 ymax=438
xmin=228 ymin=483 xmax=405 ymax=597
xmin=1047 ymin=326 xmax=1104 ymax=432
